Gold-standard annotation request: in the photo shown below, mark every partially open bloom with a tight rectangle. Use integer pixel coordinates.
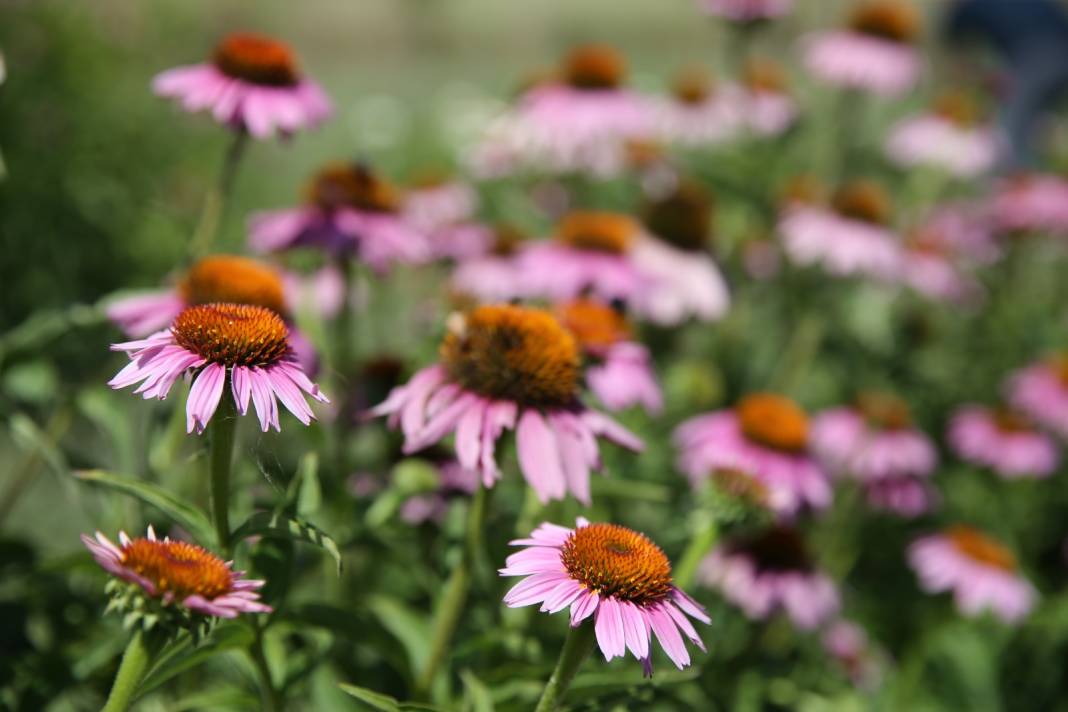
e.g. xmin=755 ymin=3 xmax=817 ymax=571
xmin=885 ymin=92 xmax=1000 ymax=177
xmin=557 ymin=299 xmax=662 ymax=414
xmin=909 ymin=526 xmax=1036 ymax=623
xmin=513 ymin=210 xmax=729 ymax=325
xmin=501 ymin=518 xmax=710 ymax=674
xmin=675 ymin=393 xmax=832 ymax=516
xmin=991 ymin=174 xmax=1068 ymax=235
xmin=109 ymin=303 xmax=328 ymax=433
xmin=105 ymin=255 xmax=321 ymax=374
xmin=700 ymin=526 xmax=839 ymax=630
xmin=1008 ymin=354 xmax=1068 ymax=440
xmin=467 ymin=45 xmax=653 ymax=178
xmin=249 ymin=162 xmax=429 ymax=271
xmin=370 ymin=305 xmax=642 ymax=504
xmin=152 ymin=32 xmax=331 ymax=139
xmin=82 ymin=526 xmax=271 ymax=628
xmin=780 ymin=180 xmax=902 ymax=281
xmin=948 ymin=405 xmax=1059 ymax=479
xmin=698 ymin=0 xmax=793 ymax=22
xmin=812 ymin=392 xmax=937 ymax=516
xmin=803 ymin=1 xmax=921 ymax=96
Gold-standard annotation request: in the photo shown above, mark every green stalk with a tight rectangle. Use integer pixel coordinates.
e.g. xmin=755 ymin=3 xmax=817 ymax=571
xmin=332 ymin=257 xmax=356 ymax=474
xmin=674 ymin=515 xmax=718 ymax=591
xmin=189 ymin=130 xmax=249 ymax=258
xmin=248 ymin=623 xmax=282 ymax=712
xmin=414 ymin=484 xmax=490 ymax=697
xmin=209 ymin=393 xmax=238 ymax=557
xmin=533 ymin=622 xmax=598 ymax=712
xmin=101 ymin=629 xmax=162 ymax=712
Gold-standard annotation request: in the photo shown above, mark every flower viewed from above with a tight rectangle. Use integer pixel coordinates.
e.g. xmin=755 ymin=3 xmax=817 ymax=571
xmin=109 ymin=303 xmax=328 ymax=433
xmin=153 ymin=32 xmax=332 ymax=138
xmin=812 ymin=392 xmax=938 ymax=517
xmin=699 ymin=526 xmax=840 ymax=630
xmin=370 ymin=304 xmax=643 ymax=503
xmin=991 ymin=173 xmax=1068 ymax=235
xmin=675 ymin=392 xmax=832 ymax=516
xmin=1008 ymin=354 xmax=1068 ymax=440
xmin=249 ymin=162 xmax=429 ymax=271
xmin=909 ymin=526 xmax=1036 ymax=623
xmin=948 ymin=405 xmax=1059 ymax=479
xmin=467 ymin=44 xmax=653 ymax=178
xmin=513 ymin=210 xmax=729 ymax=325
xmin=501 ymin=518 xmax=710 ymax=674
xmin=82 ymin=526 xmax=271 ymax=623
xmin=780 ymin=179 xmax=902 ymax=281
xmin=803 ymin=0 xmax=921 ymax=96
xmin=698 ymin=0 xmax=793 ymax=22
xmin=557 ymin=298 xmax=663 ymax=414
xmin=885 ymin=91 xmax=1000 ymax=177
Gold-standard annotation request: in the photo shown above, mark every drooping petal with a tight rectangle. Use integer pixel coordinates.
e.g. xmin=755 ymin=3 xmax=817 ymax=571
xmin=517 ymin=409 xmax=566 ymax=502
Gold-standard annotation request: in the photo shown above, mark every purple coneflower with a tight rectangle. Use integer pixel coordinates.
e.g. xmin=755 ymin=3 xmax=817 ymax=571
xmin=82 ymin=526 xmax=271 ymax=619
xmin=812 ymin=392 xmax=938 ymax=517
xmin=885 ymin=92 xmax=1000 ymax=177
xmin=991 ymin=173 xmax=1068 ymax=235
xmin=803 ymin=1 xmax=921 ymax=96
xmin=557 ymin=298 xmax=662 ymax=414
xmin=1008 ymin=354 xmax=1068 ymax=440
xmin=948 ymin=405 xmax=1059 ymax=479
xmin=249 ymin=162 xmax=429 ymax=271
xmin=450 ymin=225 xmax=527 ymax=303
xmin=513 ymin=210 xmax=730 ymax=326
xmin=501 ymin=518 xmax=710 ymax=674
xmin=652 ymin=66 xmax=739 ymax=148
xmin=700 ymin=526 xmax=839 ymax=630
xmin=780 ymin=180 xmax=902 ymax=281
xmin=675 ymin=393 xmax=832 ymax=517
xmin=400 ymin=460 xmax=481 ymax=525
xmin=732 ymin=57 xmax=799 ymax=137
xmin=109 ymin=303 xmax=328 ymax=433
xmin=370 ymin=304 xmax=642 ymax=504
xmin=909 ymin=526 xmax=1036 ymax=623
xmin=153 ymin=32 xmax=331 ymax=139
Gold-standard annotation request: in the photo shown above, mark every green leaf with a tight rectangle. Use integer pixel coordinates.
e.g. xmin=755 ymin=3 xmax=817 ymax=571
xmin=232 ymin=511 xmax=342 ymax=576
xmin=367 ymin=595 xmax=432 ymax=677
xmin=460 ymin=669 xmax=495 ymax=712
xmin=11 ymin=412 xmax=69 ymax=478
xmin=138 ymin=623 xmax=254 ymax=695
xmin=73 ymin=469 xmax=213 ymax=544
xmin=338 ymin=683 xmax=402 ymax=712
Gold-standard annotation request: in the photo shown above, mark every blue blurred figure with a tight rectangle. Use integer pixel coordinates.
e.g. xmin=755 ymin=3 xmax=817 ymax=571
xmin=946 ymin=0 xmax=1068 ymax=168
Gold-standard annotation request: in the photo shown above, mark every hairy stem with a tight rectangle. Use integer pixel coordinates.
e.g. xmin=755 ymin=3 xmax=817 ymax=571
xmin=248 ymin=623 xmax=282 ymax=712
xmin=209 ymin=394 xmax=238 ymax=557
xmin=101 ymin=629 xmax=161 ymax=712
xmin=534 ymin=621 xmax=597 ymax=712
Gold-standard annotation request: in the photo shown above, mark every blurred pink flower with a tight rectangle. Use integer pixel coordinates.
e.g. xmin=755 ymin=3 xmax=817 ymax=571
xmin=248 ymin=163 xmax=429 ymax=271
xmin=700 ymin=526 xmax=839 ymax=630
xmin=823 ymin=621 xmax=883 ymax=689
xmin=1008 ymin=356 xmax=1068 ymax=440
xmin=153 ymin=32 xmax=331 ymax=139
xmin=400 ymin=460 xmax=480 ymax=525
xmin=948 ymin=406 xmax=1059 ymax=479
xmin=501 ymin=518 xmax=709 ymax=675
xmin=370 ymin=305 xmax=642 ymax=504
xmin=885 ymin=114 xmax=999 ymax=177
xmin=109 ymin=304 xmax=328 ymax=433
xmin=991 ymin=174 xmax=1068 ymax=234
xmin=909 ymin=527 xmax=1036 ymax=623
xmin=82 ymin=526 xmax=271 ymax=618
xmin=698 ymin=0 xmax=793 ymax=22
xmin=675 ymin=393 xmax=832 ymax=517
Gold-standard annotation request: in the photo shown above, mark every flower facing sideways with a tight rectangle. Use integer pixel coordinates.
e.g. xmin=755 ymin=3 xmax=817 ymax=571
xmin=109 ymin=303 xmax=328 ymax=433
xmin=501 ymin=519 xmax=710 ymax=674
xmin=82 ymin=526 xmax=270 ymax=632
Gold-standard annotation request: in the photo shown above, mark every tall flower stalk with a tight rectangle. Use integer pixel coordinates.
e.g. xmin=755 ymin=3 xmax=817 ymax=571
xmin=101 ymin=629 xmax=166 ymax=712
xmin=189 ymin=130 xmax=249 ymax=258
xmin=534 ymin=622 xmax=597 ymax=712
xmin=208 ymin=394 xmax=238 ymax=556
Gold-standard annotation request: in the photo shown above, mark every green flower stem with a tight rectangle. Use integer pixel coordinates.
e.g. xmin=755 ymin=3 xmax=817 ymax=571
xmin=101 ymin=629 xmax=163 ymax=712
xmin=534 ymin=621 xmax=598 ymax=712
xmin=209 ymin=394 xmax=238 ymax=558
xmin=189 ymin=129 xmax=248 ymax=259
xmin=332 ymin=257 xmax=356 ymax=474
xmin=771 ymin=311 xmax=825 ymax=395
xmin=248 ymin=623 xmax=282 ymax=712
xmin=674 ymin=514 xmax=718 ymax=591
xmin=414 ymin=483 xmax=490 ymax=697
